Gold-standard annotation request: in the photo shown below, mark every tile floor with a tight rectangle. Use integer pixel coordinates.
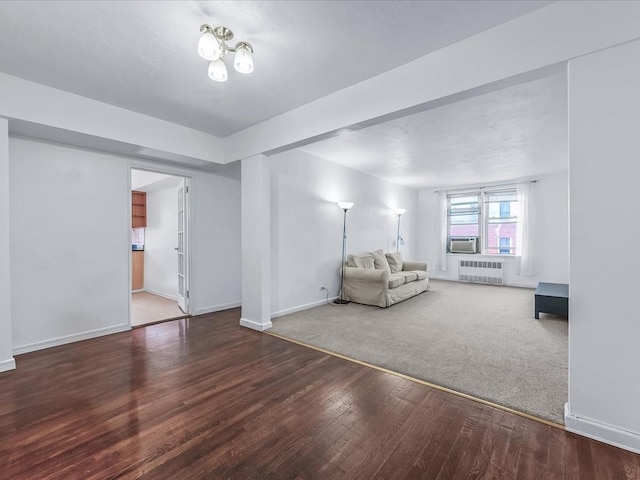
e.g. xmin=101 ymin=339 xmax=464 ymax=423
xmin=131 ymin=291 xmax=187 ymax=326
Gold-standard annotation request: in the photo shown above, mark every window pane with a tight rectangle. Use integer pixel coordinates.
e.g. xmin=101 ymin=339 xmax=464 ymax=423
xmin=488 ymin=216 xmax=516 ymax=224
xmin=486 ymin=201 xmax=517 ymax=219
xmin=450 ymin=195 xmax=479 ymax=205
xmin=485 ymin=191 xmax=516 ymax=202
xmin=499 ymin=237 xmax=511 ymax=254
xmin=449 ymin=204 xmax=479 ymax=216
xmin=448 ymin=194 xmax=480 ymax=241
xmin=450 ymin=214 xmax=478 ymax=225
xmin=485 ymin=222 xmax=517 ymax=253
xmin=450 ymin=224 xmax=479 ymax=237
xmin=448 ymin=195 xmax=479 ymax=216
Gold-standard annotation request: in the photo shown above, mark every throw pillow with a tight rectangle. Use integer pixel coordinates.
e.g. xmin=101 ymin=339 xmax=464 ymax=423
xmin=385 ymin=252 xmax=403 ymax=274
xmin=369 ymin=249 xmax=391 ymax=273
xmin=347 ymin=254 xmax=375 ymax=269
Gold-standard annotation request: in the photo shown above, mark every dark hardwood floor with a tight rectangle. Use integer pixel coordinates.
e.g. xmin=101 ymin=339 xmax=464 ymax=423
xmin=1 ymin=309 xmax=638 ymax=479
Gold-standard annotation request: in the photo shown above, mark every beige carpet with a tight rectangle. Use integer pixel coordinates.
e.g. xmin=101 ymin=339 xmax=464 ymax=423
xmin=270 ymin=279 xmax=568 ymax=424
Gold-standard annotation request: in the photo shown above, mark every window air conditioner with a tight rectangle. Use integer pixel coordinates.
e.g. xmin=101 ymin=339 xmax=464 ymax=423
xmin=450 ymin=237 xmax=477 ymax=254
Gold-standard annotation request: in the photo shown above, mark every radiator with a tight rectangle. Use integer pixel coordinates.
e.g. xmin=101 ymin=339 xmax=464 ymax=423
xmin=458 ymin=260 xmax=504 ymax=285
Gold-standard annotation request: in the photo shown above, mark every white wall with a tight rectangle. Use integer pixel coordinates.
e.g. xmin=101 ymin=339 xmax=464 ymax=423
xmin=9 ymin=137 xmax=241 ymax=354
xmin=566 ymin=39 xmax=640 ymax=453
xmin=190 ymin=164 xmax=242 ymax=315
xmin=270 ymin=150 xmax=419 ymax=316
xmin=417 ymin=172 xmax=569 ymax=288
xmin=142 ymin=176 xmax=182 ymax=300
xmin=10 ymin=137 xmax=130 ymax=352
xmin=0 ymin=118 xmax=15 ymax=371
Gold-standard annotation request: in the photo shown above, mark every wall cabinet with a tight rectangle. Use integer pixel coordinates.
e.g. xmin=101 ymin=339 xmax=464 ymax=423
xmin=132 ymin=191 xmax=146 ymax=228
xmin=132 ymin=250 xmax=144 ymax=291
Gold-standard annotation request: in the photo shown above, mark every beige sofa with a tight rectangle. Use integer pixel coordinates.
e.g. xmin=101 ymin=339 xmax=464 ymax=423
xmin=342 ymin=250 xmax=429 ymax=307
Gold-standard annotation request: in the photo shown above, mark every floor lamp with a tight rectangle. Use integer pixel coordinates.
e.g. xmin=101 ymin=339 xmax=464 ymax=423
xmin=335 ymin=201 xmax=354 ymax=304
xmin=394 ymin=208 xmax=406 ymax=252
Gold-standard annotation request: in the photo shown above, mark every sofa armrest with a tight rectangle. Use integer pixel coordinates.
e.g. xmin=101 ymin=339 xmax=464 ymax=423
xmin=342 ymin=267 xmax=390 ymax=307
xmin=343 ymin=266 xmax=389 ymax=285
xmin=403 ymin=261 xmax=428 ymax=273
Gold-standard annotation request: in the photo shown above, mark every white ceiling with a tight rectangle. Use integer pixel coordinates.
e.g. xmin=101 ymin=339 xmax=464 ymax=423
xmin=300 ymin=70 xmax=568 ymax=188
xmin=0 ymin=0 xmax=550 ymax=137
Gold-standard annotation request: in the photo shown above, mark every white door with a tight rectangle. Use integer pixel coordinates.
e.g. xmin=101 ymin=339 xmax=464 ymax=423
xmin=176 ymin=178 xmax=188 ymax=313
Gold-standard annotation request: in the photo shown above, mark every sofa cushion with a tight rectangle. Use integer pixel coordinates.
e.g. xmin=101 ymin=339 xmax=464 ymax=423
xmin=385 ymin=252 xmax=403 ymax=273
xmin=412 ymin=270 xmax=428 ymax=280
xmin=370 ymin=249 xmax=391 ymax=273
xmin=400 ymin=271 xmax=418 ymax=283
xmin=388 ymin=273 xmax=405 ymax=289
xmin=347 ymin=254 xmax=375 ymax=269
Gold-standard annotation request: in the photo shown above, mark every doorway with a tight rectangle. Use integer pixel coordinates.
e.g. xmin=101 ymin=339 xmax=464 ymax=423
xmin=130 ymin=168 xmax=191 ymax=327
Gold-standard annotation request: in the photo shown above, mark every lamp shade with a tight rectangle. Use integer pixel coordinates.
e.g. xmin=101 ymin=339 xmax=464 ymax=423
xmin=394 ymin=208 xmax=406 ymax=215
xmin=198 ymin=31 xmax=221 ymax=61
xmin=208 ymin=59 xmax=228 ymax=82
xmin=338 ymin=202 xmax=354 ymax=211
xmin=234 ymin=43 xmax=254 ymax=74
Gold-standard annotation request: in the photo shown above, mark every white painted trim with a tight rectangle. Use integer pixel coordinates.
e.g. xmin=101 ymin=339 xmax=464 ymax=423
xmin=240 ymin=317 xmax=273 ymax=332
xmin=193 ymin=301 xmax=241 ymax=316
xmin=12 ymin=323 xmax=130 ymax=356
xmin=271 ymin=297 xmax=338 ymax=319
xmin=0 ymin=357 xmax=16 ymax=372
xmin=132 ymin=288 xmax=145 ymax=294
xmin=565 ymin=403 xmax=640 ymax=454
xmin=144 ymin=288 xmax=178 ymax=302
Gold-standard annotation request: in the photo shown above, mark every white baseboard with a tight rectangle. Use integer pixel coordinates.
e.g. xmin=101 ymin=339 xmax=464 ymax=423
xmin=271 ymin=297 xmax=338 ymax=319
xmin=429 ymin=275 xmax=535 ymax=289
xmin=132 ymin=288 xmax=145 ymax=293
xmin=565 ymin=403 xmax=640 ymax=454
xmin=0 ymin=357 xmax=16 ymax=372
xmin=144 ymin=288 xmax=178 ymax=302
xmin=503 ymin=281 xmax=537 ymax=289
xmin=240 ymin=317 xmax=273 ymax=331
xmin=12 ymin=323 xmax=131 ymax=356
xmin=193 ymin=301 xmax=241 ymax=316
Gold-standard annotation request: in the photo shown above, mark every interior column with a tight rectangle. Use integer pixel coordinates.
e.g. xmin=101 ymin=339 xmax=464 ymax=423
xmin=567 ymin=38 xmax=640 ymax=452
xmin=239 ymin=154 xmax=272 ymax=331
xmin=0 ymin=117 xmax=15 ymax=371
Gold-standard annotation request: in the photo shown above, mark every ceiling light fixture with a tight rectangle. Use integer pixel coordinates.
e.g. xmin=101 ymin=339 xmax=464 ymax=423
xmin=198 ymin=24 xmax=254 ymax=82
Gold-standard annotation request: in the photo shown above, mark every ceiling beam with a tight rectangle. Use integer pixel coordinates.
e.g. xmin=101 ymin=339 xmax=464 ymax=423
xmin=0 ymin=72 xmax=224 ymax=165
xmin=224 ymin=1 xmax=640 ymax=163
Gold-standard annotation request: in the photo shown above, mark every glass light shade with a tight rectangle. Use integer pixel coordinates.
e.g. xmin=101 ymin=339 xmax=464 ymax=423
xmin=198 ymin=31 xmax=221 ymax=60
xmin=234 ymin=44 xmax=254 ymax=74
xmin=338 ymin=202 xmax=354 ymax=211
xmin=208 ymin=59 xmax=227 ymax=82
xmin=394 ymin=208 xmax=406 ymax=215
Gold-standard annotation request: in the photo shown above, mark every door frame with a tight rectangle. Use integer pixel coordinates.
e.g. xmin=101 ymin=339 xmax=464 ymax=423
xmin=128 ymin=163 xmax=194 ymax=328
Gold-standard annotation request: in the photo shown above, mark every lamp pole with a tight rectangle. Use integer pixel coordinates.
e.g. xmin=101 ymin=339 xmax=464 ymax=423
xmin=394 ymin=208 xmax=406 ymax=253
xmin=335 ymin=202 xmax=353 ymax=305
xmin=396 ymin=214 xmax=401 ymax=253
